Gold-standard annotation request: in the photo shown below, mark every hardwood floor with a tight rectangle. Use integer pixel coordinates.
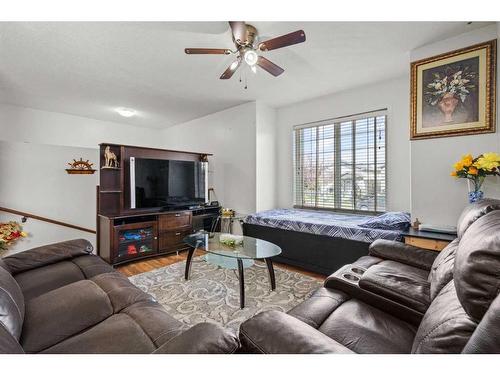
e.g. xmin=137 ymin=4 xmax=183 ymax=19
xmin=116 ymin=250 xmax=325 ymax=281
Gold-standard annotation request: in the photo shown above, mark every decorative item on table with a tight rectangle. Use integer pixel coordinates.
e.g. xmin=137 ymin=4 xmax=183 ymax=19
xmin=219 ymin=233 xmax=244 ymax=247
xmin=102 ymin=145 xmax=119 ymax=168
xmin=0 ymin=221 xmax=28 ymax=251
xmin=412 ymin=218 xmax=421 ymax=230
xmin=222 ymin=208 xmax=235 ymax=218
xmin=65 ymin=158 xmax=96 ymax=174
xmin=451 ymin=152 xmax=500 ymax=203
xmin=410 ymin=40 xmax=496 ymax=140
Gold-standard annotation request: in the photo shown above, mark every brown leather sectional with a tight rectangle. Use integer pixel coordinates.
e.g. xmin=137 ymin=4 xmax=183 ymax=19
xmin=239 ymin=199 xmax=500 ymax=353
xmin=2 ymin=199 xmax=500 ymax=354
xmin=0 ymin=239 xmax=238 ymax=354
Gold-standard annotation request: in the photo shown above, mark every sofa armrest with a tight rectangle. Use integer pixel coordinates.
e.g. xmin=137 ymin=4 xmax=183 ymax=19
xmin=3 ymin=239 xmax=93 ymax=274
xmin=152 ymin=323 xmax=239 ymax=354
xmin=368 ymin=239 xmax=437 ymax=271
xmin=239 ymin=310 xmax=353 ymax=354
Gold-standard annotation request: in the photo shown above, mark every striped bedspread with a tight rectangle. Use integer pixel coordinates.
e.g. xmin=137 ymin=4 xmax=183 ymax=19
xmin=244 ymin=208 xmax=406 ymax=243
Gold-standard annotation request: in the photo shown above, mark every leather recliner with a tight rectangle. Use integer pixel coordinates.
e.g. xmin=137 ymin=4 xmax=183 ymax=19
xmin=0 ymin=239 xmax=239 ymax=354
xmin=239 ymin=203 xmax=500 ymax=354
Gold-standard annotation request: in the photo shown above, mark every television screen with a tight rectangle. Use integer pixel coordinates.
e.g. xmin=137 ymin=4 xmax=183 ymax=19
xmin=130 ymin=158 xmax=207 ymax=209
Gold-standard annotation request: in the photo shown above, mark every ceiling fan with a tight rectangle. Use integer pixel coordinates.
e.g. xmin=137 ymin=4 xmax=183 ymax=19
xmin=185 ymin=22 xmax=306 ymax=79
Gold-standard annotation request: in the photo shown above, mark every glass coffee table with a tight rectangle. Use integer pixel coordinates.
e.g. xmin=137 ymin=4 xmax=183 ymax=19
xmin=183 ymin=232 xmax=282 ymax=309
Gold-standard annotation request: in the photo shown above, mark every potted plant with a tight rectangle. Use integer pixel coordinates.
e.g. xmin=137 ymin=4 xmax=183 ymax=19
xmin=451 ymin=152 xmax=500 ymax=203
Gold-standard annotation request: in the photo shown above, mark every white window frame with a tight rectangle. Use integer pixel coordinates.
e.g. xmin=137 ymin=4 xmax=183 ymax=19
xmin=293 ymin=109 xmax=387 ymax=214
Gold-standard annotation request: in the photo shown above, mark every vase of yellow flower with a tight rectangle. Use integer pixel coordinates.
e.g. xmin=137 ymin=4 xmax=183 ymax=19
xmin=0 ymin=221 xmax=28 ymax=252
xmin=451 ymin=152 xmax=500 ymax=203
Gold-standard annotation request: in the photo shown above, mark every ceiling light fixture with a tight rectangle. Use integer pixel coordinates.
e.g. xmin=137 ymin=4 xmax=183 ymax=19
xmin=243 ymin=49 xmax=258 ymax=66
xmin=115 ymin=107 xmax=136 ymax=117
xmin=250 ymin=65 xmax=257 ymax=74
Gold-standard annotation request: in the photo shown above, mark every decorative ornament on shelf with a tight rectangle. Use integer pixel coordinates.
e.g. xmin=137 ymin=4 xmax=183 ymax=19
xmin=103 ymin=146 xmax=120 ymax=169
xmin=65 ymin=158 xmax=96 ymax=174
xmin=0 ymin=221 xmax=28 ymax=251
xmin=450 ymin=152 xmax=500 ymax=203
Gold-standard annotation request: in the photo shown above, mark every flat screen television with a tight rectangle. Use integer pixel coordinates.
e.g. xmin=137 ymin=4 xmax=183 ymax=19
xmin=129 ymin=157 xmax=208 ymax=210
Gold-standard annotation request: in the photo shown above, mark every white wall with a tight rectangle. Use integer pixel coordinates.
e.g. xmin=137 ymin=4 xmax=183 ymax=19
xmin=0 ymin=104 xmax=165 ymax=255
xmin=256 ymin=102 xmax=277 ymax=211
xmin=161 ymin=102 xmax=258 ymax=216
xmin=409 ymin=24 xmax=500 ymax=225
xmin=0 ymin=141 xmax=97 ymax=255
xmin=276 ymin=76 xmax=411 ymax=212
xmin=0 ymin=103 xmax=162 ymax=148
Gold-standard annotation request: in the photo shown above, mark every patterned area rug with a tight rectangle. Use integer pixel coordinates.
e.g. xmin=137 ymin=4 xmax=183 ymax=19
xmin=129 ymin=257 xmax=322 ymax=333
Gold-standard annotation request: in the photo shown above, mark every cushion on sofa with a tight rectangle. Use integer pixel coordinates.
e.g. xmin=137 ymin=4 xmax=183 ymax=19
xmin=428 ymin=238 xmax=458 ymax=300
xmin=359 ymin=261 xmax=431 ymax=313
xmin=454 ymin=210 xmax=500 ymax=321
xmin=14 ymin=261 xmax=85 ymax=301
xmin=0 ymin=266 xmax=25 ymax=340
xmin=411 ymin=281 xmax=476 ymax=353
xmin=456 ymin=198 xmax=500 ymax=238
xmin=41 ymin=314 xmax=156 ymax=354
xmin=0 ymin=323 xmax=24 ymax=354
xmin=21 ymin=279 xmax=113 ymax=353
xmin=318 ymin=298 xmax=417 ymax=353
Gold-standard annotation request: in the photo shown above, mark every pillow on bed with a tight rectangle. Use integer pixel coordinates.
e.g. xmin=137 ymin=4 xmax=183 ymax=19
xmin=359 ymin=212 xmax=411 ymax=231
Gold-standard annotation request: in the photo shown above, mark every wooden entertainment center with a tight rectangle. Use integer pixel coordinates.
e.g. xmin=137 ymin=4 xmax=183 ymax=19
xmin=97 ymin=143 xmax=220 ymax=266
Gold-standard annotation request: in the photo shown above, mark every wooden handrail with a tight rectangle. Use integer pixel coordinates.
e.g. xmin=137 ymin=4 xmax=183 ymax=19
xmin=0 ymin=206 xmax=96 ymax=234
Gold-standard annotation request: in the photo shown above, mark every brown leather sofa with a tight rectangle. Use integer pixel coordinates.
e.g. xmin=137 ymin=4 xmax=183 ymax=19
xmin=0 ymin=239 xmax=239 ymax=354
xmin=239 ymin=200 xmax=500 ymax=354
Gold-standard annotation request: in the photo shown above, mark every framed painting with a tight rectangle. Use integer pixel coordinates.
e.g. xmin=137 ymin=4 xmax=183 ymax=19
xmin=411 ymin=39 xmax=496 ymax=140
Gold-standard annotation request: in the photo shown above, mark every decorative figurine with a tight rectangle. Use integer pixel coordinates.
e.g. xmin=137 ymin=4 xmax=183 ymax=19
xmin=103 ymin=146 xmax=119 ymax=168
xmin=412 ymin=218 xmax=421 ymax=230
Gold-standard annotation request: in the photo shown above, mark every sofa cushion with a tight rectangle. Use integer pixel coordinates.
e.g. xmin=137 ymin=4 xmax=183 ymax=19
xmin=21 ymin=279 xmax=113 ymax=353
xmin=90 ymin=272 xmax=153 ymax=313
xmin=454 ymin=210 xmax=500 ymax=321
xmin=122 ymin=300 xmax=186 ymax=347
xmin=3 ymin=239 xmax=93 ymax=274
xmin=41 ymin=314 xmax=156 ymax=354
xmin=318 ymin=298 xmax=417 ymax=353
xmin=14 ymin=260 xmax=85 ymax=300
xmin=456 ymin=198 xmax=500 ymax=239
xmin=359 ymin=261 xmax=430 ymax=313
xmin=428 ymin=238 xmax=458 ymax=300
xmin=288 ymin=287 xmax=350 ymax=329
xmin=0 ymin=266 xmax=25 ymax=340
xmin=71 ymin=255 xmax=114 ymax=278
xmin=411 ymin=281 xmax=476 ymax=353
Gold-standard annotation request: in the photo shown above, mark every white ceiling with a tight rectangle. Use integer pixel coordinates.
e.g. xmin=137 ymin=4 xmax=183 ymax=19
xmin=0 ymin=22 xmax=492 ymax=128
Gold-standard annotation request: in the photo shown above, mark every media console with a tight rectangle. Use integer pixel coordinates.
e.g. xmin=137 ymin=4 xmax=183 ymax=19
xmin=96 ymin=143 xmax=218 ymax=266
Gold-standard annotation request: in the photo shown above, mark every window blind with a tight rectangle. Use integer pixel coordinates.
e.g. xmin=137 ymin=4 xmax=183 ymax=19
xmin=293 ymin=111 xmax=386 ymax=213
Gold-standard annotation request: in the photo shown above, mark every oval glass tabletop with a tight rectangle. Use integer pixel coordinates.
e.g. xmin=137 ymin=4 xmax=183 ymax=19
xmin=183 ymin=232 xmax=282 ymax=260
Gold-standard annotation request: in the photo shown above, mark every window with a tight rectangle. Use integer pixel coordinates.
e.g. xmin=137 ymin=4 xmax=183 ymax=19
xmin=293 ymin=111 xmax=386 ymax=213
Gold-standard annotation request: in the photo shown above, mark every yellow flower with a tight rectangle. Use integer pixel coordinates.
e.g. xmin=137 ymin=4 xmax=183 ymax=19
xmin=461 ymin=153 xmax=473 ymax=167
xmin=474 ymin=152 xmax=500 ymax=171
xmin=468 ymin=166 xmax=478 ymax=175
xmin=453 ymin=161 xmax=464 ymax=171
xmin=450 ymin=171 xmax=457 ymax=177
xmin=20 ymin=231 xmax=28 ymax=237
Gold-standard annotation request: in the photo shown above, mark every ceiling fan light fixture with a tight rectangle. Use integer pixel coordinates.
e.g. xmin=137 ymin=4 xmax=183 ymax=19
xmin=244 ymin=49 xmax=258 ymax=66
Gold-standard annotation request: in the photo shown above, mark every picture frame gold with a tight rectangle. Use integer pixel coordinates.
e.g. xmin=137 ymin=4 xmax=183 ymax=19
xmin=410 ymin=39 xmax=496 ymax=140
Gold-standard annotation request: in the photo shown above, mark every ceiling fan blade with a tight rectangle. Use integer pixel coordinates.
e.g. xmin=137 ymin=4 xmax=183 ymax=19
xmin=220 ymin=59 xmax=241 ymax=80
xmin=229 ymin=21 xmax=247 ymax=45
xmin=257 ymin=56 xmax=284 ymax=77
xmin=258 ymin=30 xmax=306 ymax=51
xmin=185 ymin=48 xmax=231 ymax=55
